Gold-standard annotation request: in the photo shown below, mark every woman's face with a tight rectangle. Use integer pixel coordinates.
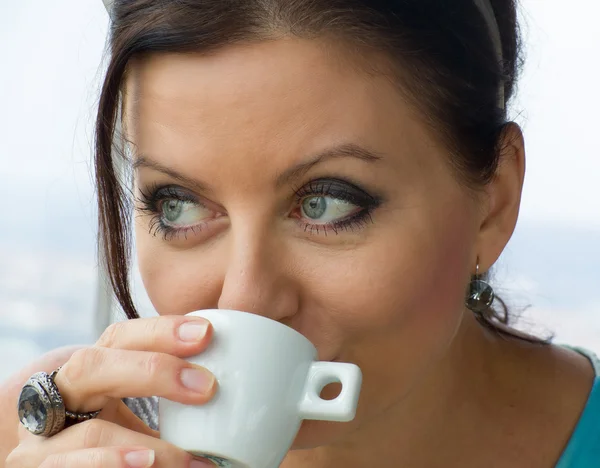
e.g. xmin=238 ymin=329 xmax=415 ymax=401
xmin=124 ymin=38 xmax=486 ymax=448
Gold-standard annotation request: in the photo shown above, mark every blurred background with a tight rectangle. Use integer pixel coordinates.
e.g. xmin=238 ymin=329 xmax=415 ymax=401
xmin=0 ymin=0 xmax=598 ymax=383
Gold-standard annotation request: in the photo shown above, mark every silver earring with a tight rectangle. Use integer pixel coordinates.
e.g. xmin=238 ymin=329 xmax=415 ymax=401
xmin=466 ymin=258 xmax=495 ymax=314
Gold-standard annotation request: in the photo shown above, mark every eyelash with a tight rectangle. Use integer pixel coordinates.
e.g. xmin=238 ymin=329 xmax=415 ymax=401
xmin=135 ymin=178 xmax=381 ymax=241
xmin=292 ymin=179 xmax=379 ymax=235
xmin=135 ymin=183 xmax=207 ymax=241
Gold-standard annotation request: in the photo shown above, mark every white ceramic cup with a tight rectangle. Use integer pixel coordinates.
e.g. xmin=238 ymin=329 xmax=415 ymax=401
xmin=159 ymin=309 xmax=362 ymax=468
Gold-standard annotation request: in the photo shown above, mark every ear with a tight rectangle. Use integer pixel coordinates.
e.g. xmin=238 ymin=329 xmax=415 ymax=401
xmin=476 ymin=122 xmax=526 ymax=273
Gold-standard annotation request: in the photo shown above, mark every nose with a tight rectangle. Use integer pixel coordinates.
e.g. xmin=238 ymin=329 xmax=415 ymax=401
xmin=217 ymin=225 xmax=299 ymax=323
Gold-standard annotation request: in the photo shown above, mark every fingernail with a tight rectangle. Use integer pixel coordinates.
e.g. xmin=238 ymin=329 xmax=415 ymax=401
xmin=180 ymin=367 xmax=215 ymax=393
xmin=125 ymin=449 xmax=155 ymax=468
xmin=179 ymin=320 xmax=209 ymax=342
xmin=190 ymin=459 xmax=216 ymax=467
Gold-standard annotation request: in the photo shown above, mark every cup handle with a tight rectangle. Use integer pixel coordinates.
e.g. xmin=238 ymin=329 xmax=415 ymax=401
xmin=298 ymin=362 xmax=362 ymax=422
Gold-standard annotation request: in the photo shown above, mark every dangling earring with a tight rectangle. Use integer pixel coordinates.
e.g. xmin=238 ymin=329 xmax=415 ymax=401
xmin=465 ymin=257 xmax=495 ymax=314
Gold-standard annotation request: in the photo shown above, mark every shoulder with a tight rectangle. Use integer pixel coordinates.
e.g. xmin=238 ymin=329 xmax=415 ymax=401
xmin=489 ymin=340 xmax=598 ymax=466
xmin=527 ymin=343 xmax=596 ymax=433
xmin=0 ymin=345 xmax=86 ymax=466
xmin=555 ymin=346 xmax=600 ymax=467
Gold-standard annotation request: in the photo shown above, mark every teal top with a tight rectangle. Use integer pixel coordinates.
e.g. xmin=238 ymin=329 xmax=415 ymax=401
xmin=556 ymin=346 xmax=600 ymax=467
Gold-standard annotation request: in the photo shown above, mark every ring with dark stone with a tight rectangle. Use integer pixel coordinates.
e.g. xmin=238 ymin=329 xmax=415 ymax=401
xmin=17 ymin=367 xmax=102 ymax=437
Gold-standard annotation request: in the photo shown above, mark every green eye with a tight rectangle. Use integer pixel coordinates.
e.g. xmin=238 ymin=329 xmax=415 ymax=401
xmin=300 ymin=196 xmax=356 ymax=223
xmin=163 ymin=199 xmax=184 ymax=222
xmin=160 ymin=199 xmax=210 ymax=226
xmin=302 ymin=196 xmax=327 ymax=219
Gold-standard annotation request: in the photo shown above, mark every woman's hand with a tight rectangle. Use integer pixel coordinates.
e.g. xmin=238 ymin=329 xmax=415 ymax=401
xmin=5 ymin=316 xmax=217 ymax=468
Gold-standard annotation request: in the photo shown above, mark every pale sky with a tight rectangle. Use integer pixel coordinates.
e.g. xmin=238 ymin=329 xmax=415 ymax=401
xmin=514 ymin=0 xmax=600 ymax=228
xmin=0 ymin=0 xmax=598 ymax=380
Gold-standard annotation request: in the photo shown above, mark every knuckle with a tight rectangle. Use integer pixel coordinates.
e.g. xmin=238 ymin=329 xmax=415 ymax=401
xmin=38 ymin=450 xmax=110 ymax=468
xmin=97 ymin=321 xmax=124 ymax=348
xmin=150 ymin=316 xmax=170 ymax=339
xmin=81 ymin=418 xmax=111 ymax=449
xmin=65 ymin=347 xmax=105 ymax=384
xmin=87 ymin=450 xmax=111 ymax=468
xmin=145 ymin=351 xmax=173 ymax=378
xmin=5 ymin=446 xmax=27 ymax=468
xmin=38 ymin=453 xmax=66 ymax=468
xmin=149 ymin=316 xmax=179 ymax=344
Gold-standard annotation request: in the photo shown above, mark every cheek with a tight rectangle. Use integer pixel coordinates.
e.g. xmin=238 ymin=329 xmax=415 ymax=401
xmin=292 ymin=207 xmax=475 ymax=448
xmin=135 ymin=226 xmax=225 ymax=315
xmin=310 ymin=220 xmax=472 ymax=336
xmin=135 ymin=196 xmax=474 ymax=337
xmin=290 ymin=207 xmax=475 ymax=448
xmin=302 ymin=200 xmax=476 ymax=374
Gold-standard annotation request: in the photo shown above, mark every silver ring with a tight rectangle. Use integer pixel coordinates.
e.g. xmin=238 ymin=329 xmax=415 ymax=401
xmin=18 ymin=366 xmax=102 ymax=437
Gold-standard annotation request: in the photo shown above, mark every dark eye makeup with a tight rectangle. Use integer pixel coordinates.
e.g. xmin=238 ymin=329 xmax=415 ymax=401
xmin=135 ymin=177 xmax=383 ymax=241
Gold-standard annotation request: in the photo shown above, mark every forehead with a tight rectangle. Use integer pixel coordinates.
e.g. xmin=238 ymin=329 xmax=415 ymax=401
xmin=121 ymin=38 xmax=441 ymax=189
xmin=125 ymin=39 xmax=392 ymax=124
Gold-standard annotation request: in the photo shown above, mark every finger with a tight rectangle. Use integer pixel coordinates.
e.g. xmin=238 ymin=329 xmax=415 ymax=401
xmin=38 ymin=447 xmax=156 ymax=468
xmin=8 ymin=420 xmax=210 ymax=468
xmin=18 ymin=399 xmax=157 ymax=444
xmin=54 ymin=346 xmax=217 ymax=413
xmin=17 ymin=420 xmax=32 ymax=442
xmin=96 ymin=316 xmax=213 ymax=357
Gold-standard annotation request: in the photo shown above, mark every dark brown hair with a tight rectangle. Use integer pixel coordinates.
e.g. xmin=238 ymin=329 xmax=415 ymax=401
xmin=95 ymin=0 xmax=542 ymax=342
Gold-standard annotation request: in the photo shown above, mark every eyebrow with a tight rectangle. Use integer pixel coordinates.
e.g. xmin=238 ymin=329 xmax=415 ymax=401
xmin=132 ymin=143 xmax=383 ymax=191
xmin=132 ymin=155 xmax=213 ymax=193
xmin=275 ymin=143 xmax=383 ymax=188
